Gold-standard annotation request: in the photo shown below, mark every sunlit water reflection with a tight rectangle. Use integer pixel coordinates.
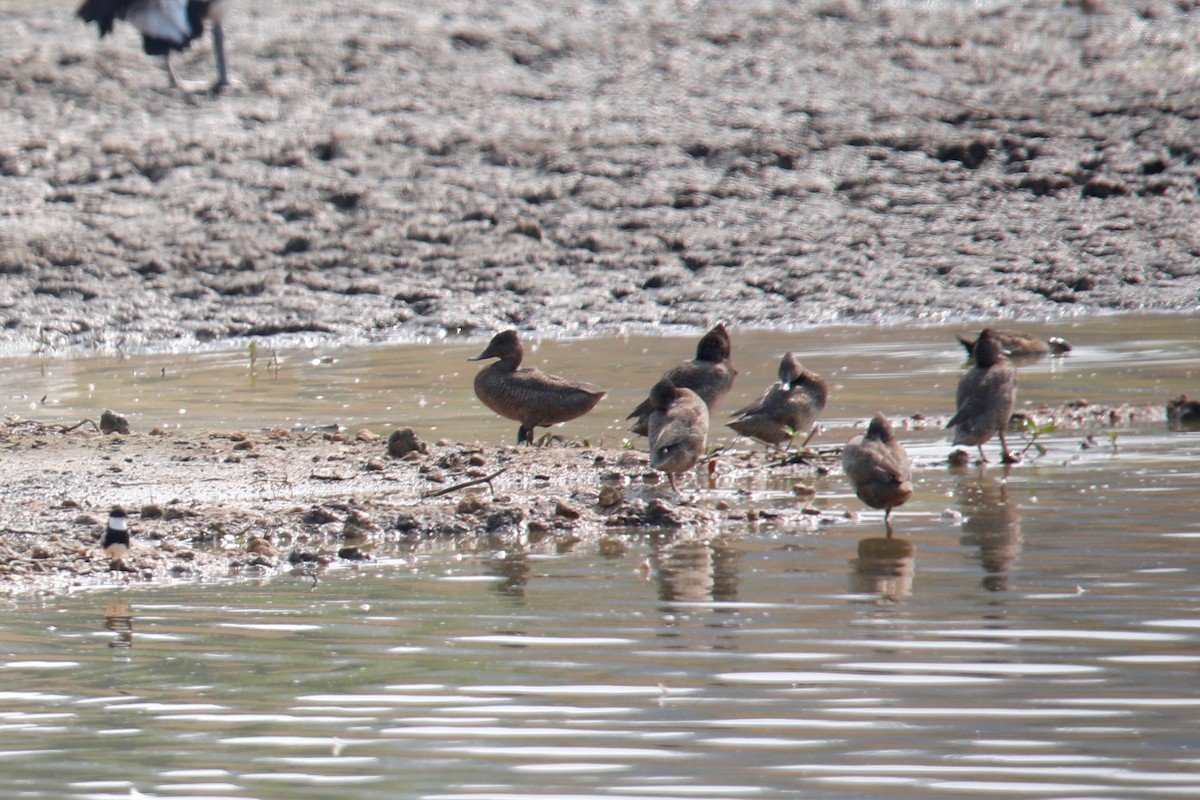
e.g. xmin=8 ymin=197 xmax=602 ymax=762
xmin=0 ymin=313 xmax=1197 ymax=798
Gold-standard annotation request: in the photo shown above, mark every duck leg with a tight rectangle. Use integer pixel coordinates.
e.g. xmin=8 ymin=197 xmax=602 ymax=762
xmin=999 ymin=430 xmax=1018 ymax=464
xmin=517 ymin=425 xmax=534 ymax=445
xmin=884 ymin=509 xmax=895 ymax=539
xmin=976 ymin=445 xmax=988 ymax=465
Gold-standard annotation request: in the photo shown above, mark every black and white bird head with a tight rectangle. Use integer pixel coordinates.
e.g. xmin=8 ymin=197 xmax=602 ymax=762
xmin=102 ymin=506 xmax=131 ymax=559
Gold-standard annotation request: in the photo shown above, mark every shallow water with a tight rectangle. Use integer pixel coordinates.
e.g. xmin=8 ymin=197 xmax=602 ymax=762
xmin=1 ymin=313 xmax=1199 ymax=799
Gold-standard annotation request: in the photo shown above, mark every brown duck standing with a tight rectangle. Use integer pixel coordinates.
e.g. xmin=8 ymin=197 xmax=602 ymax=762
xmin=469 ymin=330 xmax=606 ymax=445
xmin=727 ymin=352 xmax=827 ymax=449
xmin=647 ymin=378 xmax=709 ymax=491
xmin=842 ymin=414 xmax=913 ymax=535
xmin=628 ymin=324 xmax=737 ymax=436
xmin=947 ymin=328 xmax=1018 ymax=464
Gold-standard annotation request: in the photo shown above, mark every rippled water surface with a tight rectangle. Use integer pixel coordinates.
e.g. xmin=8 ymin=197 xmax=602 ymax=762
xmin=1 ymin=313 xmax=1199 ymax=799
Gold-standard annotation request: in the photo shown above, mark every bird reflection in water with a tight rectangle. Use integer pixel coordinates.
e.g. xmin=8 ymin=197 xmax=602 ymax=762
xmin=955 ymin=468 xmax=1022 ymax=591
xmin=104 ymin=601 xmax=133 ymax=658
xmin=849 ymin=536 xmax=915 ymax=600
xmin=652 ymin=534 xmax=739 ymax=604
xmin=487 ymin=550 xmax=533 ymax=601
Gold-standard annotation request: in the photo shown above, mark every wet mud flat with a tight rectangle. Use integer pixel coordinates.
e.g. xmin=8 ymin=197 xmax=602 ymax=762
xmin=2 ymin=0 xmax=1200 ymax=354
xmin=0 ymin=394 xmax=1169 ymax=598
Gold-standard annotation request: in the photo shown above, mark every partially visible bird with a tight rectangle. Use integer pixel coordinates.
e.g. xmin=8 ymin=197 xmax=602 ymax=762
xmin=101 ymin=506 xmax=131 ymax=563
xmin=469 ymin=330 xmax=606 ymax=445
xmin=958 ymin=329 xmax=1071 ymax=360
xmin=1167 ymin=395 xmax=1200 ymax=431
xmin=842 ymin=413 xmax=913 ymax=535
xmin=727 ymin=352 xmax=827 ymax=449
xmin=76 ymin=0 xmax=230 ymax=92
xmin=947 ymin=328 xmax=1018 ymax=464
xmin=628 ymin=324 xmax=737 ymax=437
xmin=647 ymin=378 xmax=710 ymax=491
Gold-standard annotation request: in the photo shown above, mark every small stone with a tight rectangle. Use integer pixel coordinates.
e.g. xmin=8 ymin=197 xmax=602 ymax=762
xmin=355 ymin=429 xmax=379 ymax=442
xmin=140 ymin=504 xmax=164 ymax=519
xmin=149 ymin=427 xmax=169 ymax=436
xmin=364 ymin=459 xmax=385 ymax=472
xmin=302 ymin=506 xmax=340 ymax=525
xmin=99 ymin=410 xmax=131 ymax=435
xmin=457 ymin=494 xmax=485 ymax=515
xmin=247 ymin=537 xmax=278 ymax=556
xmin=387 ymin=427 xmax=428 ymax=458
xmin=597 ymin=485 xmax=622 ymax=507
xmin=555 ymin=500 xmax=582 ymax=520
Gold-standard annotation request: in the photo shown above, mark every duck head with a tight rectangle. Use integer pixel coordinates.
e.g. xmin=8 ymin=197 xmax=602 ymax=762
xmin=973 ymin=329 xmax=1005 ymax=368
xmin=469 ymin=330 xmax=524 ymax=367
xmin=695 ymin=323 xmax=732 ymax=363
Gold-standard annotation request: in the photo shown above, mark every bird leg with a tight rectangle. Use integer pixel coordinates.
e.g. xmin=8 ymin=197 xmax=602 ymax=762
xmin=517 ymin=425 xmax=534 ymax=445
xmin=883 ymin=509 xmax=895 ymax=539
xmin=211 ymin=22 xmax=229 ymax=92
xmin=999 ymin=430 xmax=1019 ymax=464
xmin=976 ymin=445 xmax=988 ymax=465
xmin=799 ymin=424 xmax=820 ymax=449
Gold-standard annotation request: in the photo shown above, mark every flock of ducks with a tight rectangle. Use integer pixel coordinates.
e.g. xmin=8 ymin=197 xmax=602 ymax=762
xmin=467 ymin=325 xmax=1033 ymax=536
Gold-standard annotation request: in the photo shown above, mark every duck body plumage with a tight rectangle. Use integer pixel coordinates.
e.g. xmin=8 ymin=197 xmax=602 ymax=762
xmin=470 ymin=330 xmax=605 ymax=445
xmin=647 ymin=378 xmax=709 ymax=488
xmin=842 ymin=413 xmax=913 ymax=528
xmin=727 ymin=352 xmax=826 ymax=447
xmin=947 ymin=328 xmax=1017 ymax=462
xmin=629 ymin=324 xmax=736 ymax=436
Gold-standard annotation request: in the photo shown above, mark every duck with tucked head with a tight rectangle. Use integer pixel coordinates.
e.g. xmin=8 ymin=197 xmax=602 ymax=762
xmin=469 ymin=330 xmax=606 ymax=445
xmin=628 ymin=324 xmax=736 ymax=437
xmin=842 ymin=414 xmax=913 ymax=536
xmin=727 ymin=352 xmax=827 ymax=449
xmin=647 ymin=378 xmax=709 ymax=491
xmin=958 ymin=330 xmax=1071 ymax=360
xmin=948 ymin=328 xmax=1018 ymax=464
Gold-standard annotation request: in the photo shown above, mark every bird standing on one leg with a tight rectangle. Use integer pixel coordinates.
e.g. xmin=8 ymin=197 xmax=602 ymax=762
xmin=628 ymin=324 xmax=736 ymax=437
xmin=947 ymin=328 xmax=1018 ymax=464
xmin=647 ymin=378 xmax=709 ymax=492
xmin=727 ymin=351 xmax=827 ymax=449
xmin=469 ymin=330 xmax=606 ymax=445
xmin=76 ymin=0 xmax=231 ymax=92
xmin=842 ymin=413 xmax=913 ymax=536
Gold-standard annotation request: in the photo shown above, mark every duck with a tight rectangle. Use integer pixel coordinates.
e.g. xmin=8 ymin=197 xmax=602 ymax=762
xmin=1167 ymin=395 xmax=1200 ymax=431
xmin=947 ymin=328 xmax=1018 ymax=464
xmin=76 ymin=0 xmax=230 ymax=92
xmin=628 ymin=324 xmax=736 ymax=437
xmin=842 ymin=413 xmax=913 ymax=535
xmin=958 ymin=329 xmax=1071 ymax=360
xmin=727 ymin=352 xmax=827 ymax=449
xmin=469 ymin=330 xmax=606 ymax=445
xmin=647 ymin=378 xmax=710 ymax=491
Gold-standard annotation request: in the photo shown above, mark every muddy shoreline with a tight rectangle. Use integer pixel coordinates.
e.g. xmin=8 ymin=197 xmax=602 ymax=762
xmin=2 ymin=1 xmax=1199 ymax=356
xmin=0 ymin=395 xmax=1169 ymax=598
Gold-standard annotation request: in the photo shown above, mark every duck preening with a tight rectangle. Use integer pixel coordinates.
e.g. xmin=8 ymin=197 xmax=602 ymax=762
xmin=469 ymin=330 xmax=607 ymax=445
xmin=76 ymin=0 xmax=230 ymax=92
xmin=646 ymin=378 xmax=709 ymax=491
xmin=727 ymin=351 xmax=827 ymax=449
xmin=947 ymin=328 xmax=1018 ymax=464
xmin=842 ymin=413 xmax=913 ymax=536
xmin=628 ymin=324 xmax=736 ymax=437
